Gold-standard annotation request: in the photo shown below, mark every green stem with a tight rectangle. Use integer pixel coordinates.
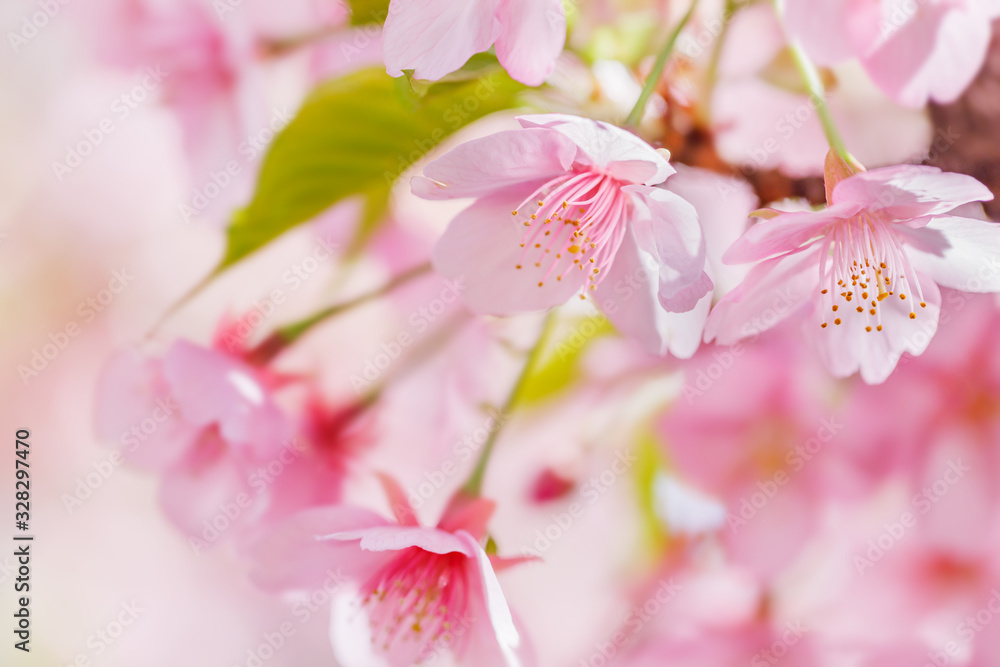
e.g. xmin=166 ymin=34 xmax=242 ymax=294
xmin=625 ymin=0 xmax=700 ymax=128
xmin=771 ymin=0 xmax=853 ymax=162
xmin=698 ymin=0 xmax=740 ymax=125
xmin=248 ymin=262 xmax=433 ymax=364
xmin=462 ymin=310 xmax=559 ymax=496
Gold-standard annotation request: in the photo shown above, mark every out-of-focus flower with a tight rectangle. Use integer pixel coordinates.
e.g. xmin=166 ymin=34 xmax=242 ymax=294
xmin=840 ymin=292 xmax=1000 ymax=489
xmin=415 ymin=113 xmax=712 ymax=357
xmin=598 ymin=559 xmax=821 ymax=666
xmin=251 ymin=476 xmax=534 ymax=667
xmin=711 ymin=2 xmax=932 ymax=177
xmin=382 ymin=0 xmax=566 ymax=85
xmin=92 ymin=0 xmax=267 ymax=180
xmin=95 ymin=335 xmax=293 ymax=538
xmin=661 ymin=330 xmax=858 ymax=579
xmin=706 ymin=151 xmax=999 ymax=383
xmin=89 ymin=0 xmax=350 ymax=216
xmin=786 ymin=0 xmax=1000 ymax=108
xmin=261 ymin=395 xmax=374 ymax=520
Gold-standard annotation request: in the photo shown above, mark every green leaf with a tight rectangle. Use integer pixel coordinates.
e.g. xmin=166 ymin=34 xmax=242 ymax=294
xmin=347 ymin=0 xmax=390 ymax=26
xmin=219 ymin=66 xmax=522 ymax=272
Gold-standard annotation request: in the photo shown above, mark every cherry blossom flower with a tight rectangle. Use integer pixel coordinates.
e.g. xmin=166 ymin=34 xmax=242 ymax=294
xmin=785 ymin=0 xmax=1000 ymax=107
xmin=415 ymin=114 xmax=712 ymax=357
xmin=95 ymin=337 xmax=293 ymax=539
xmin=382 ymin=0 xmax=566 ymax=86
xmin=705 ymin=151 xmax=999 ymax=383
xmin=250 ymin=477 xmax=535 ymax=667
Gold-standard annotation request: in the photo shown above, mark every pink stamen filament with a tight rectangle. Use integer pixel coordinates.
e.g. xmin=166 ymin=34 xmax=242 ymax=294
xmin=360 ymin=548 xmax=469 ymax=657
xmin=817 ymin=214 xmax=924 ymax=332
xmin=511 ymin=170 xmax=631 ymax=294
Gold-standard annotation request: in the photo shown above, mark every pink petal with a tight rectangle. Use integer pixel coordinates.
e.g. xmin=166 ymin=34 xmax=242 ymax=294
xmin=831 ymin=165 xmax=993 ymax=221
xmin=914 ymin=5 xmax=993 ymax=105
xmin=382 ymin=0 xmax=501 ymax=81
xmin=664 ymin=164 xmax=759 ymax=294
xmin=861 ymin=4 xmax=988 ymax=107
xmin=494 ymin=0 xmax=566 ymax=86
xmin=810 ymin=273 xmax=941 ymax=384
xmin=703 ymin=247 xmax=820 ymax=345
xmin=626 ymin=185 xmax=713 ymax=312
xmin=330 ymin=525 xmax=476 ymax=556
xmin=158 ymin=430 xmax=253 ymax=539
xmin=437 ymin=491 xmax=497 ymax=539
xmin=412 ymin=128 xmax=578 ymax=201
xmin=432 ymin=192 xmax=584 ymax=314
xmin=454 ymin=531 xmax=530 ymax=667
xmin=902 ymin=216 xmax=1000 ymax=292
xmin=488 ymin=554 xmax=541 ymax=573
xmin=593 ymin=224 xmax=710 ymax=358
xmin=516 ymin=114 xmax=674 ymax=185
xmin=94 ymin=348 xmax=197 ymax=470
xmin=247 ymin=505 xmax=392 ymax=592
xmin=723 ymin=203 xmax=861 ymax=265
xmin=376 ymin=472 xmax=420 ymax=526
xmin=259 ymin=453 xmax=348 ymax=522
xmin=593 ymin=222 xmax=712 ymax=359
xmin=163 ymin=341 xmax=291 ymax=458
xmin=785 ymin=0 xmax=876 ymax=65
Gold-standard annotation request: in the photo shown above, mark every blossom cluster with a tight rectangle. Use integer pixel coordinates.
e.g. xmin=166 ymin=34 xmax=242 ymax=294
xmin=86 ymin=0 xmax=1000 ymax=665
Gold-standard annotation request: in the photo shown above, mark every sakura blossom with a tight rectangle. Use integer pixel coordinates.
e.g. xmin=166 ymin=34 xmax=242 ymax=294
xmin=251 ymin=477 xmax=534 ymax=666
xmin=416 ymin=113 xmax=713 ymax=357
xmin=706 ymin=151 xmax=1000 ymax=383
xmin=382 ymin=0 xmax=566 ymax=85
xmin=785 ymin=0 xmax=1000 ymax=107
xmin=94 ymin=336 xmax=293 ymax=537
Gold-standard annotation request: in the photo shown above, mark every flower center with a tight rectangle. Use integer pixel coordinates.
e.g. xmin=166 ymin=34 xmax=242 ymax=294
xmin=360 ymin=548 xmax=469 ymax=658
xmin=510 ymin=170 xmax=630 ymax=298
xmin=817 ymin=214 xmax=927 ymax=332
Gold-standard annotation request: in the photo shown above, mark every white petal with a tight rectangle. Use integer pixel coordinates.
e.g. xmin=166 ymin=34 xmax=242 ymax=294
xmin=810 ymin=274 xmax=941 ymax=384
xmin=516 ymin=114 xmax=673 ymax=185
xmin=902 ymin=216 xmax=1000 ymax=292
xmin=653 ymin=473 xmax=727 ymax=537
xmin=593 ymin=225 xmax=709 ymax=358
